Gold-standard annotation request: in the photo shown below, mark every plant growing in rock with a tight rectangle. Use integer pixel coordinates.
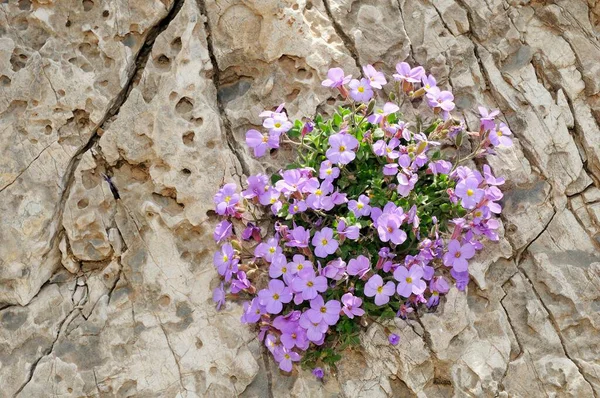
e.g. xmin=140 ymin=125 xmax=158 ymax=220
xmin=211 ymin=61 xmax=512 ymax=375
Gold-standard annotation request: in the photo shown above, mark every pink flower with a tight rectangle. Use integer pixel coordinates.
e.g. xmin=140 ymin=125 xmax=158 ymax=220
xmin=341 ymin=293 xmax=365 ymax=318
xmin=368 ymin=102 xmax=399 ymax=124
xmin=347 ymin=255 xmax=371 ymax=278
xmin=291 ymin=268 xmax=327 ymax=300
xmin=363 ymin=64 xmax=387 ymax=89
xmin=348 ymin=194 xmax=371 ymax=217
xmin=263 ymin=112 xmax=292 ymax=134
xmin=306 ymin=295 xmax=341 ymax=326
xmin=364 ymin=274 xmax=395 ymax=306
xmin=273 ymin=347 xmax=301 ymax=372
xmin=258 ymin=279 xmax=293 ymax=314
xmin=489 ymin=122 xmax=513 ymax=147
xmin=393 ymin=62 xmax=425 ymax=83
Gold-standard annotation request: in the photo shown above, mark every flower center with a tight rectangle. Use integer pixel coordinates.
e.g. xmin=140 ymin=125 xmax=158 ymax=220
xmin=293 ymin=205 xmax=299 ymax=211
xmin=357 ymin=203 xmax=364 ymax=209
xmin=224 ymin=196 xmax=231 ymax=203
xmin=316 ymin=189 xmax=322 ymax=196
xmin=358 ymin=86 xmax=364 ymax=93
xmin=320 ymin=306 xmax=327 ymax=313
xmin=433 ymin=291 xmax=439 ymax=296
xmin=270 ymin=198 xmax=277 ymax=204
xmin=387 ymin=227 xmax=393 ymax=233
xmin=475 ymin=210 xmax=482 ymax=217
xmin=406 ymin=277 xmax=413 ymax=283
xmin=262 ymin=135 xmax=268 ymax=143
xmin=307 ymin=281 xmax=314 ymax=287
xmin=425 ymin=84 xmax=430 ymax=89
xmin=496 ymin=130 xmax=502 ymax=136
xmin=291 ymin=333 xmax=297 ymax=339
xmin=454 ymin=251 xmax=462 ymax=258
xmin=297 ymin=264 xmax=304 ymax=270
xmin=466 ymin=189 xmax=474 ymax=197
xmin=284 ymin=353 xmax=290 ymax=359
xmin=339 ymin=145 xmax=346 ymax=152
xmin=386 ymin=148 xmax=392 ymax=153
xmin=377 ymin=286 xmax=383 ymax=294
xmin=282 ymin=267 xmax=287 ymax=273
xmin=222 ymin=255 xmax=229 ymax=262
xmin=326 ymin=169 xmax=332 ymax=175
xmin=321 ymin=239 xmax=328 ymax=246
xmin=275 ymin=122 xmax=282 ymax=128
xmin=269 ymin=247 xmax=276 ymax=254
xmin=273 ymin=293 xmax=280 ymax=300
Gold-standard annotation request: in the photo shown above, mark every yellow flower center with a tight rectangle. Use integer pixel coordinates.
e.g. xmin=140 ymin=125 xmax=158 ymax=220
xmin=339 ymin=145 xmax=346 ymax=152
xmin=454 ymin=251 xmax=462 ymax=258
xmin=466 ymin=189 xmax=474 ymax=197
xmin=386 ymin=148 xmax=392 ymax=153
xmin=224 ymin=196 xmax=231 ymax=203
xmin=273 ymin=293 xmax=280 ymax=300
xmin=326 ymin=169 xmax=332 ymax=175
xmin=269 ymin=247 xmax=276 ymax=254
xmin=433 ymin=291 xmax=439 ymax=296
xmin=320 ymin=307 xmax=327 ymax=313
xmin=307 ymin=281 xmax=314 ymax=287
xmin=475 ymin=210 xmax=482 ymax=217
xmin=316 ymin=189 xmax=322 ymax=196
xmin=387 ymin=227 xmax=393 ymax=233
xmin=291 ymin=333 xmax=297 ymax=338
xmin=275 ymin=122 xmax=282 ymax=128
xmin=222 ymin=255 xmax=229 ymax=262
xmin=321 ymin=239 xmax=328 ymax=246
xmin=425 ymin=84 xmax=430 ymax=89
xmin=357 ymin=203 xmax=364 ymax=209
xmin=496 ymin=130 xmax=502 ymax=136
xmin=270 ymin=198 xmax=276 ymax=204
xmin=377 ymin=286 xmax=383 ymax=294
xmin=406 ymin=277 xmax=413 ymax=284
xmin=358 ymin=86 xmax=364 ymax=93
xmin=282 ymin=267 xmax=287 ymax=273
xmin=293 ymin=205 xmax=299 ymax=211
xmin=297 ymin=264 xmax=303 ymax=270
xmin=284 ymin=353 xmax=290 ymax=359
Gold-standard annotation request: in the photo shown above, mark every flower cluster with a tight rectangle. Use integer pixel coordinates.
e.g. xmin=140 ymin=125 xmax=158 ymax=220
xmin=212 ymin=61 xmax=512 ymax=374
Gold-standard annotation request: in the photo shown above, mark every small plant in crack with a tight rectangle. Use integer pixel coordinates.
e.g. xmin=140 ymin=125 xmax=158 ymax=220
xmin=211 ymin=61 xmax=512 ymax=376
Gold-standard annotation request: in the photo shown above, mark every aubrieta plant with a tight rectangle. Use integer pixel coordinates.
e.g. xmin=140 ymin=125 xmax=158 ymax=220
xmin=211 ymin=61 xmax=512 ymax=375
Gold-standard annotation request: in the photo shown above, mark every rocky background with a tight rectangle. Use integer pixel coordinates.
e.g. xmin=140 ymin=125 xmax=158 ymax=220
xmin=0 ymin=0 xmax=599 ymax=396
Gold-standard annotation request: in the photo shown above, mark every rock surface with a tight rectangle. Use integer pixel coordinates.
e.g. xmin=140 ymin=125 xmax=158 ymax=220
xmin=0 ymin=0 xmax=599 ymax=396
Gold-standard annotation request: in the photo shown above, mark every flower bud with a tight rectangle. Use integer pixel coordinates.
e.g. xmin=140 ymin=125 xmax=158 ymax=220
xmin=366 ymin=99 xmax=376 ymax=115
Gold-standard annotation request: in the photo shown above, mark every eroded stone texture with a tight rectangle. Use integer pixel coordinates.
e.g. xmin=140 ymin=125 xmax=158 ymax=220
xmin=1 ymin=0 xmax=599 ymax=396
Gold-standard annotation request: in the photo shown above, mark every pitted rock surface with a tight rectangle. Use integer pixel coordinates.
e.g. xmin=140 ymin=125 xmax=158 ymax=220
xmin=1 ymin=0 xmax=599 ymax=396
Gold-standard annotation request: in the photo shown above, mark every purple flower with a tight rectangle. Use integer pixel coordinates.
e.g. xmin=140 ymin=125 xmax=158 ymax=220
xmin=214 ymin=243 xmax=239 ymax=281
xmin=312 ymin=367 xmax=324 ymax=379
xmin=245 ymin=129 xmax=279 ymax=157
xmin=306 ymin=295 xmax=341 ymax=326
xmin=242 ymin=223 xmax=261 ymax=241
xmin=363 ymin=64 xmax=387 ymax=89
xmin=393 ymin=266 xmax=427 ymax=297
xmin=322 ymin=258 xmax=346 ymax=280
xmin=242 ymin=174 xmax=268 ymax=199
xmin=455 ymin=177 xmax=484 ymax=209
xmin=421 ymin=74 xmax=437 ymax=92
xmin=269 ymin=253 xmax=289 ymax=279
xmin=451 ymin=268 xmax=470 ymax=291
xmin=312 ymin=227 xmax=339 ymax=258
xmin=213 ymin=220 xmax=233 ymax=243
xmin=258 ymin=187 xmax=281 ymax=207
xmin=347 ymin=255 xmax=371 ymax=278
xmin=368 ymin=102 xmax=399 ymax=124
xmin=489 ymin=122 xmax=513 ymax=147
xmin=326 ymin=133 xmax=359 ymax=165
xmin=443 ymin=239 xmax=476 ymax=272
xmin=427 ymin=277 xmax=450 ymax=308
xmin=478 ymin=106 xmax=499 ymax=131
xmin=289 ymin=199 xmax=308 ymax=215
xmin=213 ymin=282 xmax=225 ymax=310
xmin=348 ymin=78 xmax=374 ymax=102
xmin=337 ymin=220 xmax=360 ymax=240
xmin=241 ymin=298 xmax=265 ymax=323
xmin=426 ymin=87 xmax=455 ymax=112
xmin=483 ymin=164 xmax=505 ymax=186
xmin=388 ymin=333 xmax=400 ymax=346
xmin=263 ymin=112 xmax=292 ymax=134
xmin=273 ymin=347 xmax=301 ymax=372
xmin=322 ymin=67 xmax=351 ymax=88
xmin=299 ymin=312 xmax=328 ymax=342
xmin=393 ymin=62 xmax=425 ymax=83
xmin=341 ymin=292 xmax=365 ymax=318
xmin=364 ymin=274 xmax=395 ymax=306
xmin=231 ymin=271 xmax=252 ymax=294
xmin=306 ymin=180 xmax=334 ymax=210
xmin=214 ymin=183 xmax=239 ymax=215
xmin=348 ymin=194 xmax=371 ymax=217
xmin=286 ymin=225 xmax=310 ymax=248
xmin=397 ymin=173 xmax=418 ymax=198
xmin=377 ymin=213 xmax=407 ymax=245
xmin=291 ymin=268 xmax=327 ymax=300
xmin=254 ymin=237 xmax=282 ymax=262
xmin=258 ymin=279 xmax=293 ymax=314
xmin=319 ymin=160 xmax=340 ymax=181
xmin=429 ymin=160 xmax=452 ymax=176
xmin=289 ymin=254 xmax=312 ymax=275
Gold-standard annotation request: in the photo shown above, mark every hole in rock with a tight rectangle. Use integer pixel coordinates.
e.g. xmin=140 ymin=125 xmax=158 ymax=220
xmin=175 ymin=97 xmax=194 ymax=114
xmin=77 ymin=198 xmax=89 ymax=209
xmin=83 ymin=0 xmax=94 ymax=11
xmin=182 ymin=131 xmax=195 ymax=146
